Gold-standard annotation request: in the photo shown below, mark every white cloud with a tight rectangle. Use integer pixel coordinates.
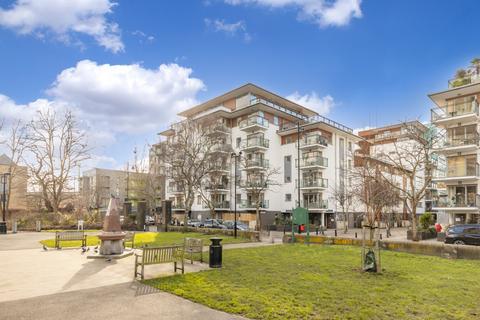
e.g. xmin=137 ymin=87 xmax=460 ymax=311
xmin=287 ymin=91 xmax=335 ymax=115
xmin=47 ymin=60 xmax=205 ymax=133
xmin=224 ymin=0 xmax=362 ymax=27
xmin=131 ymin=30 xmax=155 ymax=44
xmin=204 ymin=18 xmax=252 ymax=42
xmin=0 ymin=0 xmax=124 ymax=53
xmin=353 ymin=125 xmax=374 ymax=135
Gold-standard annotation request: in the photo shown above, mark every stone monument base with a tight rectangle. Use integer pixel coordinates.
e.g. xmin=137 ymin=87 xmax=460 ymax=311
xmin=98 ymin=232 xmax=126 ymax=255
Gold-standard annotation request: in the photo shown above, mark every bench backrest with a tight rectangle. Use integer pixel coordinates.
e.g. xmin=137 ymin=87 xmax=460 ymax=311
xmin=56 ymin=231 xmax=85 ymax=240
xmin=142 ymin=245 xmax=184 ymax=265
xmin=184 ymin=238 xmax=203 ymax=253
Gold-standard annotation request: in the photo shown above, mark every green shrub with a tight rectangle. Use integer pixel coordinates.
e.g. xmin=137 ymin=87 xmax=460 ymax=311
xmin=419 ymin=212 xmax=434 ymax=230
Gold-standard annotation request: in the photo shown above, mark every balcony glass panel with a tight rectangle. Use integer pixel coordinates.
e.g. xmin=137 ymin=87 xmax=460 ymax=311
xmin=431 ymin=99 xmax=478 ymax=122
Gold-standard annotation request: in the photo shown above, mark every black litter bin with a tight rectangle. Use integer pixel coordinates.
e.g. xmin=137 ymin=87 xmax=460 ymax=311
xmin=0 ymin=222 xmax=7 ymax=234
xmin=209 ymin=237 xmax=223 ymax=268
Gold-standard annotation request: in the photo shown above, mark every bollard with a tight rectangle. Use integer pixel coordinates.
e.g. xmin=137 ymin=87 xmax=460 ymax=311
xmin=316 ymin=227 xmax=319 ymax=235
xmin=12 ymin=220 xmax=17 ymax=234
xmin=355 ymin=232 xmax=357 ymax=238
xmin=0 ymin=221 xmax=6 ymax=234
xmin=35 ymin=220 xmax=42 ymax=232
xmin=77 ymin=219 xmax=84 ymax=231
xmin=380 ymin=233 xmax=382 ymax=240
xmin=334 ymin=229 xmax=337 ymax=237
xmin=209 ymin=237 xmax=223 ymax=268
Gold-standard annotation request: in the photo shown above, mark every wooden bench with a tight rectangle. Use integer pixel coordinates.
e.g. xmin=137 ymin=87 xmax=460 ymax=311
xmin=134 ymin=245 xmax=184 ymax=280
xmin=124 ymin=232 xmax=136 ymax=249
xmin=55 ymin=231 xmax=87 ymax=249
xmin=184 ymin=238 xmax=203 ymax=264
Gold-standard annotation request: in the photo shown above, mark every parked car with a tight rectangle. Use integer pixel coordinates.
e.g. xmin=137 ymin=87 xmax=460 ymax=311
xmin=445 ymin=224 xmax=480 ymax=245
xmin=145 ymin=215 xmax=155 ymax=226
xmin=223 ymin=220 xmax=249 ymax=231
xmin=187 ymin=219 xmax=202 ymax=227
xmin=203 ymin=219 xmax=227 ymax=229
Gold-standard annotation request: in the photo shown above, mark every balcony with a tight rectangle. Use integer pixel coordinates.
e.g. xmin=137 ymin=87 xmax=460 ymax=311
xmin=241 ymin=137 xmax=269 ymax=152
xmin=298 ymin=134 xmax=328 ymax=150
xmin=211 ymin=143 xmax=232 ymax=154
xmin=299 ymin=178 xmax=328 ymax=190
xmin=433 ymin=163 xmax=480 ymax=184
xmin=207 ymin=123 xmax=230 ymax=136
xmin=432 ymin=195 xmax=480 ymax=211
xmin=205 ymin=183 xmax=229 ymax=192
xmin=302 ymin=199 xmax=328 ymax=210
xmin=167 ymin=185 xmax=184 ymax=194
xmin=244 ymin=158 xmax=269 ymax=170
xmin=203 ymin=201 xmax=230 ymax=209
xmin=172 ymin=202 xmax=185 ymax=210
xmin=448 ymin=73 xmax=480 ymax=88
xmin=238 ymin=199 xmax=269 ymax=209
xmin=296 ymin=156 xmax=328 ymax=170
xmin=435 ymin=135 xmax=479 ymax=154
xmin=431 ymin=101 xmax=479 ymax=125
xmin=239 ymin=115 xmax=269 ymax=132
xmin=240 ymin=179 xmax=268 ymax=190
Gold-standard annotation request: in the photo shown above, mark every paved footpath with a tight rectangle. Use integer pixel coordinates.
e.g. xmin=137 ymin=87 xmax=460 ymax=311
xmin=0 ymin=232 xmax=258 ymax=320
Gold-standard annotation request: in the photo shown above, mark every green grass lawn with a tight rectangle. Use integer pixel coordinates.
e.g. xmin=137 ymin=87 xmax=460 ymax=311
xmin=40 ymin=231 xmax=249 ymax=248
xmin=145 ymin=244 xmax=480 ymax=320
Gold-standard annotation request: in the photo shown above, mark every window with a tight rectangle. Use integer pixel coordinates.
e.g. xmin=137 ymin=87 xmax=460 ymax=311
xmin=285 ymin=194 xmax=292 ymax=202
xmin=348 ymin=141 xmax=352 ymax=152
xmin=348 ymin=159 xmax=352 ymax=169
xmin=197 ymin=195 xmax=201 ymax=205
xmin=284 ymin=156 xmax=292 ymax=183
xmin=236 ymin=137 xmax=241 ymax=148
xmin=273 ymin=116 xmax=279 ymax=126
xmin=236 ymin=194 xmax=241 ymax=203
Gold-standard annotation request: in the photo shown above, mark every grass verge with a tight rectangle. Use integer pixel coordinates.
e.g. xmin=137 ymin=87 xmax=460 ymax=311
xmin=145 ymin=244 xmax=480 ymax=320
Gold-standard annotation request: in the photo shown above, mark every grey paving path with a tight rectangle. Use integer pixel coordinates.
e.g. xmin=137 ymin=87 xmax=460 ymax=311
xmin=0 ymin=282 xmax=248 ymax=320
xmin=0 ymin=232 xmax=51 ymax=251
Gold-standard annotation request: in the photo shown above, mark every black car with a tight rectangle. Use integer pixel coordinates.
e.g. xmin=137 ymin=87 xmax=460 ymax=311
xmin=445 ymin=224 xmax=480 ymax=245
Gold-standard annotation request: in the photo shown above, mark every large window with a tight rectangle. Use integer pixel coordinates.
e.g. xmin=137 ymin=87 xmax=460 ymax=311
xmin=447 ymin=155 xmax=477 ymax=177
xmin=284 ymin=156 xmax=292 ymax=183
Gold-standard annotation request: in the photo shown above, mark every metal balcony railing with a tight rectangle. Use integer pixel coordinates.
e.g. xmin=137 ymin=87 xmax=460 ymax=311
xmin=205 ymin=183 xmax=229 ymax=191
xmin=245 ymin=158 xmax=269 ymax=169
xmin=443 ymin=134 xmax=480 ymax=148
xmin=296 ymin=156 xmax=328 ymax=168
xmin=298 ymin=134 xmax=328 ymax=148
xmin=433 ymin=195 xmax=480 ymax=208
xmin=300 ymin=178 xmax=328 ymax=188
xmin=240 ymin=179 xmax=268 ymax=189
xmin=431 ymin=101 xmax=479 ymax=122
xmin=203 ymin=201 xmax=230 ymax=209
xmin=302 ymin=199 xmax=328 ymax=209
xmin=448 ymin=73 xmax=480 ymax=88
xmin=211 ymin=144 xmax=232 ymax=153
xmin=241 ymin=138 xmax=269 ymax=149
xmin=238 ymin=199 xmax=269 ymax=209
xmin=172 ymin=202 xmax=185 ymax=209
xmin=167 ymin=185 xmax=184 ymax=193
xmin=434 ymin=163 xmax=480 ymax=178
xmin=239 ymin=115 xmax=269 ymax=130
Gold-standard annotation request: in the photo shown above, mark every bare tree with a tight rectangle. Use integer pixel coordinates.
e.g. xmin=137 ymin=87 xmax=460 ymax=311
xmin=198 ymin=165 xmax=229 ymax=219
xmin=331 ymin=176 xmax=353 ymax=233
xmin=25 ymin=108 xmax=90 ymax=213
xmin=158 ymin=119 xmax=223 ymax=226
xmin=375 ymin=122 xmax=439 ymax=241
xmin=2 ymin=120 xmax=28 ymax=213
xmin=240 ymin=158 xmax=280 ymax=231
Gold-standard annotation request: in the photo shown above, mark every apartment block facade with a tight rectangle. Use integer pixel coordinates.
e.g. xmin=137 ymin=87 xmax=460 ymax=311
xmin=157 ymin=84 xmax=361 ymax=229
xmin=430 ymin=62 xmax=480 ymax=225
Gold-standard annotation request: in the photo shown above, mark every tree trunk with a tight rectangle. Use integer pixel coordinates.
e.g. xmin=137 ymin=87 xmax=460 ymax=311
xmin=255 ymin=206 xmax=261 ymax=231
xmin=343 ymin=210 xmax=348 ymax=233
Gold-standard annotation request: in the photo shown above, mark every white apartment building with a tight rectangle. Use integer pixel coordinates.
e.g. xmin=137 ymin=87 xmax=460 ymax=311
xmin=430 ymin=61 xmax=480 ymax=225
xmin=156 ymin=83 xmax=361 ymax=229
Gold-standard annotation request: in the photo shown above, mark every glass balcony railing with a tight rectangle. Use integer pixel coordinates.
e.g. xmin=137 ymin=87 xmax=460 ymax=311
xmin=302 ymin=199 xmax=328 ymax=209
xmin=172 ymin=202 xmax=185 ymax=209
xmin=241 ymin=138 xmax=269 ymax=149
xmin=245 ymin=158 xmax=269 ymax=169
xmin=239 ymin=116 xmax=269 ymax=130
xmin=167 ymin=185 xmax=184 ymax=193
xmin=298 ymin=134 xmax=328 ymax=148
xmin=433 ymin=195 xmax=480 ymax=208
xmin=443 ymin=135 xmax=479 ymax=148
xmin=240 ymin=179 xmax=268 ymax=189
xmin=448 ymin=73 xmax=480 ymax=88
xmin=434 ymin=163 xmax=480 ymax=178
xmin=211 ymin=143 xmax=232 ymax=153
xmin=300 ymin=178 xmax=328 ymax=188
xmin=239 ymin=199 xmax=269 ymax=209
xmin=207 ymin=123 xmax=230 ymax=135
xmin=296 ymin=156 xmax=328 ymax=168
xmin=205 ymin=183 xmax=229 ymax=191
xmin=431 ymin=101 xmax=479 ymax=122
xmin=203 ymin=201 xmax=230 ymax=209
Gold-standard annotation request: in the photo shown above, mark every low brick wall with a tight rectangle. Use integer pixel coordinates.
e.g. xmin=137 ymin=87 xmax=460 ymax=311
xmin=167 ymin=225 xmax=260 ymax=241
xmin=283 ymin=234 xmax=480 ymax=260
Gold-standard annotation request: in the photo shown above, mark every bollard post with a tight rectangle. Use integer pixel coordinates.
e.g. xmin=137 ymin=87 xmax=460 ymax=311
xmin=380 ymin=233 xmax=382 ymax=240
xmin=12 ymin=220 xmax=17 ymax=234
xmin=334 ymin=229 xmax=337 ymax=237
xmin=355 ymin=232 xmax=357 ymax=238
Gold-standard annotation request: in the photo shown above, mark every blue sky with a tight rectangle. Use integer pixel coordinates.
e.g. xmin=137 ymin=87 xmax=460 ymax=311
xmin=0 ymin=0 xmax=479 ymax=170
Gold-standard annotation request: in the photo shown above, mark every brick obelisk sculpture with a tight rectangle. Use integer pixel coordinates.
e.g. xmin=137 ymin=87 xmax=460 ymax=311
xmin=98 ymin=196 xmax=126 ymax=255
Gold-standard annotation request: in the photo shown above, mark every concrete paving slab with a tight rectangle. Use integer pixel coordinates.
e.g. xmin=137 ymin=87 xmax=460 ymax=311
xmin=0 ymin=282 xmax=248 ymax=320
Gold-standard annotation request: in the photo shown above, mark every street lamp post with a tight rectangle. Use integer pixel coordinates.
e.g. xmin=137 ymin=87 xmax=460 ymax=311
xmin=231 ymin=151 xmax=242 ymax=239
xmin=2 ymin=173 xmax=11 ymax=223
